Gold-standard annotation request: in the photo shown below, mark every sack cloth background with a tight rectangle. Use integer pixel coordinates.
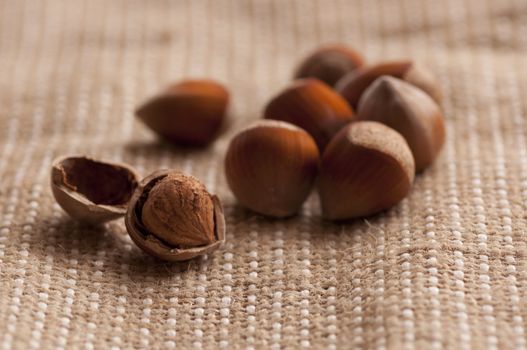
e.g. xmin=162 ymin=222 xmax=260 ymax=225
xmin=1 ymin=0 xmax=527 ymax=349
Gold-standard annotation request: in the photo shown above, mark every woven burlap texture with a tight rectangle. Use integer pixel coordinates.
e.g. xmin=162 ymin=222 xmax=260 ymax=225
xmin=1 ymin=0 xmax=527 ymax=349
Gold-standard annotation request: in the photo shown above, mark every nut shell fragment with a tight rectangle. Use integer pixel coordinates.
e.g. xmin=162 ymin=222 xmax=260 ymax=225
xmin=50 ymin=156 xmax=139 ymax=224
xmin=125 ymin=170 xmax=225 ymax=261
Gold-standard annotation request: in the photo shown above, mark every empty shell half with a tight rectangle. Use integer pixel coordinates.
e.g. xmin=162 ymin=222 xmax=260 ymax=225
xmin=50 ymin=156 xmax=139 ymax=224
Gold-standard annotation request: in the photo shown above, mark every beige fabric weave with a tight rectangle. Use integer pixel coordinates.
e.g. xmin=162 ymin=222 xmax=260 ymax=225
xmin=1 ymin=0 xmax=527 ymax=349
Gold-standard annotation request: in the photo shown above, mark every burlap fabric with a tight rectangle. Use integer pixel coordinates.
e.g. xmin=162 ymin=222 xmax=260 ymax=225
xmin=1 ymin=0 xmax=527 ymax=349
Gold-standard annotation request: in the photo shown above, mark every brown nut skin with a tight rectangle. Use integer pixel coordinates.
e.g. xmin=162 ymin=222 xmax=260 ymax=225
xmin=125 ymin=170 xmax=225 ymax=262
xmin=318 ymin=121 xmax=415 ymax=221
xmin=335 ymin=60 xmax=442 ymax=109
xmin=294 ymin=44 xmax=365 ymax=86
xmin=50 ymin=156 xmax=139 ymax=225
xmin=358 ymin=76 xmax=446 ymax=172
xmin=136 ymin=79 xmax=229 ymax=147
xmin=225 ymin=120 xmax=320 ymax=218
xmin=264 ymin=79 xmax=355 ymax=150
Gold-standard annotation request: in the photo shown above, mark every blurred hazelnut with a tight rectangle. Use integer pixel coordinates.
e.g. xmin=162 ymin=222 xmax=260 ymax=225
xmin=335 ymin=60 xmax=442 ymax=109
xmin=264 ymin=79 xmax=355 ymax=150
xmin=294 ymin=44 xmax=365 ymax=86
xmin=358 ymin=76 xmax=445 ymax=172
xmin=136 ymin=79 xmax=229 ymax=146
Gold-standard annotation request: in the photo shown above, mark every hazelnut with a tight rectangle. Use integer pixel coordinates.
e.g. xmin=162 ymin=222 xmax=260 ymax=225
xmin=264 ymin=79 xmax=355 ymax=150
xmin=224 ymin=120 xmax=319 ymax=218
xmin=50 ymin=156 xmax=139 ymax=224
xmin=125 ymin=170 xmax=225 ymax=261
xmin=358 ymin=76 xmax=446 ymax=172
xmin=318 ymin=121 xmax=415 ymax=220
xmin=136 ymin=79 xmax=229 ymax=146
xmin=335 ymin=60 xmax=442 ymax=109
xmin=293 ymin=44 xmax=365 ymax=86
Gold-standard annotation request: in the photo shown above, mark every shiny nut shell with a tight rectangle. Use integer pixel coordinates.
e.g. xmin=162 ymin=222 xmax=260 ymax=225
xmin=225 ymin=120 xmax=320 ymax=218
xmin=294 ymin=44 xmax=365 ymax=86
xmin=357 ymin=76 xmax=445 ymax=172
xmin=50 ymin=156 xmax=139 ymax=224
xmin=125 ymin=170 xmax=226 ymax=261
xmin=335 ymin=60 xmax=442 ymax=109
xmin=264 ymin=78 xmax=355 ymax=150
xmin=318 ymin=121 xmax=415 ymax=220
xmin=136 ymin=79 xmax=229 ymax=146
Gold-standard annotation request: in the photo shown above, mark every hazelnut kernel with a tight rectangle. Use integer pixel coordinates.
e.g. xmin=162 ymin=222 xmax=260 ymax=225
xmin=125 ymin=170 xmax=225 ymax=261
xmin=141 ymin=173 xmax=215 ymax=247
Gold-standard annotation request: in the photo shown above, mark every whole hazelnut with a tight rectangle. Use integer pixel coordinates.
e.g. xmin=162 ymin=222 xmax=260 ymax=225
xmin=51 ymin=156 xmax=139 ymax=224
xmin=125 ymin=170 xmax=225 ymax=261
xmin=335 ymin=60 xmax=442 ymax=109
xmin=358 ymin=76 xmax=446 ymax=172
xmin=225 ymin=120 xmax=319 ymax=218
xmin=136 ymin=79 xmax=229 ymax=147
xmin=294 ymin=44 xmax=365 ymax=86
xmin=264 ymin=79 xmax=355 ymax=150
xmin=318 ymin=121 xmax=415 ymax=220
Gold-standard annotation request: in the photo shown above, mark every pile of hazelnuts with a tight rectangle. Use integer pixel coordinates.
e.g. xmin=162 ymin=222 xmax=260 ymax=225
xmin=225 ymin=45 xmax=444 ymax=220
xmin=50 ymin=44 xmax=445 ymax=261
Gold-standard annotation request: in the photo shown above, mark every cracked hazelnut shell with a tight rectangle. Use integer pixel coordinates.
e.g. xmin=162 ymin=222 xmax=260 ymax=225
xmin=318 ymin=121 xmax=415 ymax=220
xmin=294 ymin=44 xmax=365 ymax=86
xmin=50 ymin=156 xmax=139 ymax=224
xmin=358 ymin=76 xmax=445 ymax=172
xmin=264 ymin=79 xmax=355 ymax=150
xmin=136 ymin=79 xmax=229 ymax=146
xmin=225 ymin=120 xmax=319 ymax=218
xmin=125 ymin=170 xmax=225 ymax=261
xmin=335 ymin=60 xmax=442 ymax=109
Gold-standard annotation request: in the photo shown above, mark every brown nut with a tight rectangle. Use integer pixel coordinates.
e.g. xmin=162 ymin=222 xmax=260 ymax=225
xmin=264 ymin=79 xmax=355 ymax=150
xmin=335 ymin=60 xmax=442 ymax=109
xmin=225 ymin=120 xmax=320 ymax=218
xmin=293 ymin=44 xmax=365 ymax=86
xmin=318 ymin=121 xmax=415 ymax=220
xmin=51 ymin=156 xmax=139 ymax=224
xmin=358 ymin=76 xmax=446 ymax=172
xmin=136 ymin=79 xmax=229 ymax=147
xmin=125 ymin=170 xmax=225 ymax=261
